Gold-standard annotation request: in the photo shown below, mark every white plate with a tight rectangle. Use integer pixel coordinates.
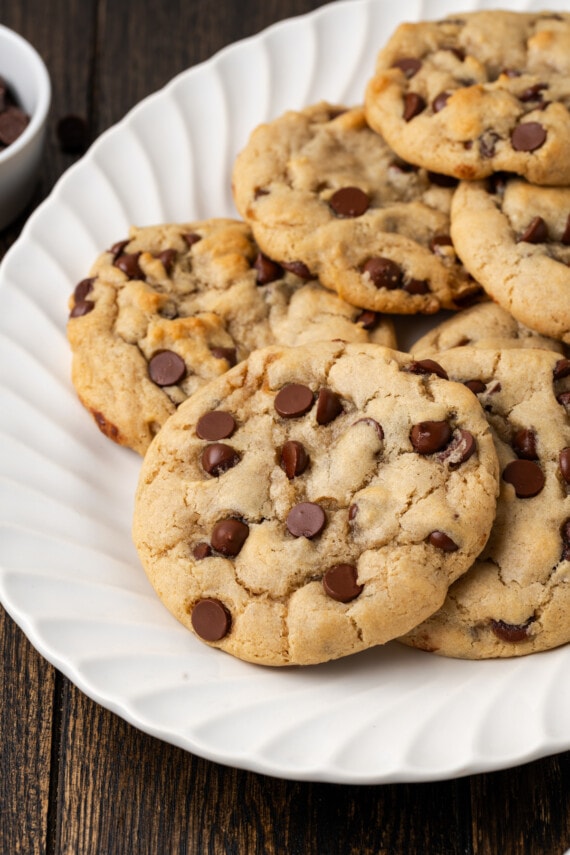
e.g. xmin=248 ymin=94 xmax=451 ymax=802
xmin=1 ymin=0 xmax=570 ymax=785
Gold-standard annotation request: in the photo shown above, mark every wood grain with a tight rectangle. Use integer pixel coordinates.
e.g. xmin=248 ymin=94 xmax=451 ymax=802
xmin=1 ymin=1 xmax=569 ymax=853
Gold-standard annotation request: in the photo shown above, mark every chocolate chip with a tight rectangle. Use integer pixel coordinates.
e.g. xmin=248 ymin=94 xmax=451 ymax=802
xmin=196 ymin=411 xmax=236 ymax=441
xmin=464 ymin=379 xmax=487 ymax=394
xmin=407 ymin=359 xmax=448 ymax=380
xmin=0 ymin=105 xmax=29 ymax=145
xmin=561 ymin=518 xmax=570 ymax=560
xmin=254 ymin=252 xmax=282 ymax=285
xmin=356 ymin=309 xmax=380 ymax=330
xmin=158 ymin=248 xmax=177 ymax=274
xmin=114 ymin=252 xmax=144 ymax=279
xmin=553 ymin=358 xmax=570 ymax=381
xmin=437 ymin=429 xmax=476 ymax=467
xmin=148 ymin=350 xmax=186 ymax=386
xmin=193 ymin=542 xmax=212 ymax=560
xmin=182 ymin=232 xmax=202 ymax=247
xmin=286 ymin=502 xmax=326 ymax=538
xmin=352 ymin=417 xmax=384 ymax=441
xmin=316 ymin=388 xmax=343 ymax=425
xmin=559 ymin=448 xmax=570 ymax=483
xmin=201 ymin=443 xmax=240 ymax=476
xmin=56 ymin=114 xmax=89 ymax=154
xmin=392 ymin=57 xmax=422 ymax=78
xmin=73 ymin=278 xmax=94 ymax=303
xmin=404 ymin=278 xmax=431 ymax=295
xmin=519 ymin=83 xmax=547 ymax=103
xmin=490 ymin=618 xmax=532 ymax=643
xmin=322 ymin=564 xmax=363 ymax=602
xmin=410 ymin=420 xmax=452 ymax=455
xmin=427 ymin=531 xmax=459 ymax=552
xmin=430 ymin=234 xmax=454 ymax=255
xmin=512 ymin=428 xmax=538 ymax=460
xmin=109 ymin=239 xmax=129 ymax=259
xmin=447 ymin=47 xmax=465 ymax=62
xmin=191 ymin=598 xmax=231 ymax=641
xmin=502 ymin=459 xmax=545 ymax=498
xmin=281 ymin=260 xmax=313 ymax=280
xmin=557 ymin=391 xmax=570 ymax=409
xmin=518 ymin=216 xmax=548 ymax=244
xmin=479 ymin=131 xmax=500 ymax=159
xmin=511 ymin=122 xmax=547 ymax=152
xmin=210 ymin=346 xmax=237 ymax=367
xmin=348 ymin=503 xmax=358 ymax=521
xmin=70 ymin=300 xmax=95 ymax=318
xmin=427 ymin=171 xmax=459 ymax=188
xmin=561 ymin=214 xmax=570 ymax=245
xmin=432 ymin=91 xmax=450 ymax=112
xmin=274 ymin=384 xmax=314 ymax=418
xmin=280 ymin=440 xmax=309 ymax=479
xmin=403 ymin=92 xmax=426 ymax=122
xmin=211 ymin=518 xmax=249 ymax=556
xmin=362 ymin=257 xmax=402 ymax=290
xmin=328 ymin=186 xmax=370 ymax=218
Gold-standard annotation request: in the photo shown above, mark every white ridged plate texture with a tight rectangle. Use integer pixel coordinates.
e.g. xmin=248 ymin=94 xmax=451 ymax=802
xmin=1 ymin=0 xmax=570 ymax=784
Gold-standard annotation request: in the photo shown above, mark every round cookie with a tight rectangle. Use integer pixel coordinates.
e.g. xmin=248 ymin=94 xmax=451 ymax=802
xmin=410 ymin=301 xmax=564 ymax=359
xmin=450 ymin=176 xmax=570 ymax=344
xmin=401 ymin=346 xmax=570 ymax=659
xmin=365 ymin=11 xmax=570 ymax=186
xmin=67 ymin=218 xmax=396 ymax=455
xmin=232 ymin=102 xmax=480 ymax=315
xmin=132 ymin=340 xmax=499 ymax=666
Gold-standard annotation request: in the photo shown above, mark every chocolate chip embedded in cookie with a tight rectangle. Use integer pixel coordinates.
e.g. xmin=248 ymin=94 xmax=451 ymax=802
xmin=132 ymin=340 xmax=499 ymax=666
xmin=364 ymin=11 xmax=570 ymax=186
xmin=67 ymin=218 xmax=396 ymax=455
xmin=232 ymin=102 xmax=480 ymax=315
xmin=400 ymin=346 xmax=570 ymax=659
xmin=450 ymin=177 xmax=570 ymax=343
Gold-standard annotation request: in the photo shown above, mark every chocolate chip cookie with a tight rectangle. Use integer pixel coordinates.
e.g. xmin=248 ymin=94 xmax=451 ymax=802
xmin=132 ymin=340 xmax=499 ymax=666
xmin=67 ymin=218 xmax=396 ymax=455
xmin=365 ymin=11 xmax=570 ymax=186
xmin=232 ymin=102 xmax=480 ymax=316
xmin=450 ymin=176 xmax=570 ymax=343
xmin=410 ymin=302 xmax=564 ymax=359
xmin=401 ymin=346 xmax=570 ymax=658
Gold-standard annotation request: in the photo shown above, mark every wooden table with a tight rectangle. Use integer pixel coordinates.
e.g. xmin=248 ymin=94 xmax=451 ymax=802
xmin=1 ymin=1 xmax=569 ymax=852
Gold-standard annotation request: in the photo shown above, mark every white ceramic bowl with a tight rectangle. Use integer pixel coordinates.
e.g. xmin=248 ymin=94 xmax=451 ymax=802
xmin=0 ymin=25 xmax=51 ymax=231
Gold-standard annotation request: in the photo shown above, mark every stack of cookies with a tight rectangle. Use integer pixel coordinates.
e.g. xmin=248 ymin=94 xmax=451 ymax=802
xmin=67 ymin=10 xmax=570 ymax=666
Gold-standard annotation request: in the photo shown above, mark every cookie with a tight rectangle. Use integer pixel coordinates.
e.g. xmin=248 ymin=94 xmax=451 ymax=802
xmin=67 ymin=218 xmax=396 ymax=455
xmin=410 ymin=301 xmax=564 ymax=359
xmin=232 ymin=102 xmax=480 ymax=315
xmin=401 ymin=346 xmax=570 ymax=658
xmin=450 ymin=176 xmax=570 ymax=343
xmin=365 ymin=11 xmax=570 ymax=186
xmin=132 ymin=340 xmax=499 ymax=666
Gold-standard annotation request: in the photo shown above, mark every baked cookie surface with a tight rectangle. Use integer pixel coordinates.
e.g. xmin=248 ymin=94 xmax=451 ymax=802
xmin=365 ymin=11 xmax=570 ymax=186
xmin=410 ymin=301 xmax=564 ymax=359
xmin=450 ymin=176 xmax=570 ymax=343
xmin=132 ymin=341 xmax=499 ymax=666
xmin=401 ymin=346 xmax=570 ymax=658
xmin=67 ymin=218 xmax=395 ymax=455
xmin=232 ymin=102 xmax=480 ymax=315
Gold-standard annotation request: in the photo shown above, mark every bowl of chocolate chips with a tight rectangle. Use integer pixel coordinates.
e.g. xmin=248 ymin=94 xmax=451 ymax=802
xmin=0 ymin=24 xmax=50 ymax=230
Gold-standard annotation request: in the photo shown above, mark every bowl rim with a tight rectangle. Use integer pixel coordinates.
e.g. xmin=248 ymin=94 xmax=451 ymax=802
xmin=0 ymin=23 xmax=51 ymax=163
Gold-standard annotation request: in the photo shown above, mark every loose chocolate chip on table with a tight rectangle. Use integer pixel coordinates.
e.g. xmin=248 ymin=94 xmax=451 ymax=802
xmin=210 ymin=346 xmax=237 ymax=367
xmin=559 ymin=448 xmax=570 ymax=483
xmin=286 ymin=502 xmax=326 ymax=538
xmin=193 ymin=542 xmax=212 ymax=560
xmin=148 ymin=350 xmax=186 ymax=386
xmin=392 ymin=57 xmax=422 ymax=78
xmin=502 ymin=459 xmax=545 ymax=498
xmin=274 ymin=383 xmax=314 ymax=418
xmin=427 ymin=531 xmax=459 ymax=552
xmin=201 ymin=443 xmax=240 ymax=476
xmin=403 ymin=92 xmax=426 ymax=122
xmin=407 ymin=359 xmax=448 ymax=380
xmin=328 ymin=186 xmax=370 ymax=218
xmin=69 ymin=300 xmax=94 ymax=318
xmin=280 ymin=440 xmax=309 ymax=479
xmin=432 ymin=91 xmax=450 ymax=112
xmin=322 ymin=564 xmax=363 ymax=602
xmin=114 ymin=251 xmax=144 ymax=279
xmin=362 ymin=257 xmax=402 ymax=290
xmin=316 ymin=388 xmax=343 ymax=425
xmin=211 ymin=518 xmax=249 ymax=556
xmin=254 ymin=252 xmax=282 ymax=285
xmin=56 ymin=114 xmax=89 ymax=154
xmin=410 ymin=420 xmax=452 ymax=455
xmin=196 ymin=411 xmax=236 ymax=441
xmin=512 ymin=428 xmax=538 ymax=460
xmin=464 ymin=379 xmax=487 ymax=395
xmin=281 ymin=260 xmax=313 ymax=279
xmin=490 ymin=618 xmax=532 ymax=643
xmin=73 ymin=277 xmax=95 ymax=302
xmin=191 ymin=598 xmax=232 ymax=641
xmin=518 ymin=216 xmax=548 ymax=244
xmin=511 ymin=122 xmax=547 ymax=152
